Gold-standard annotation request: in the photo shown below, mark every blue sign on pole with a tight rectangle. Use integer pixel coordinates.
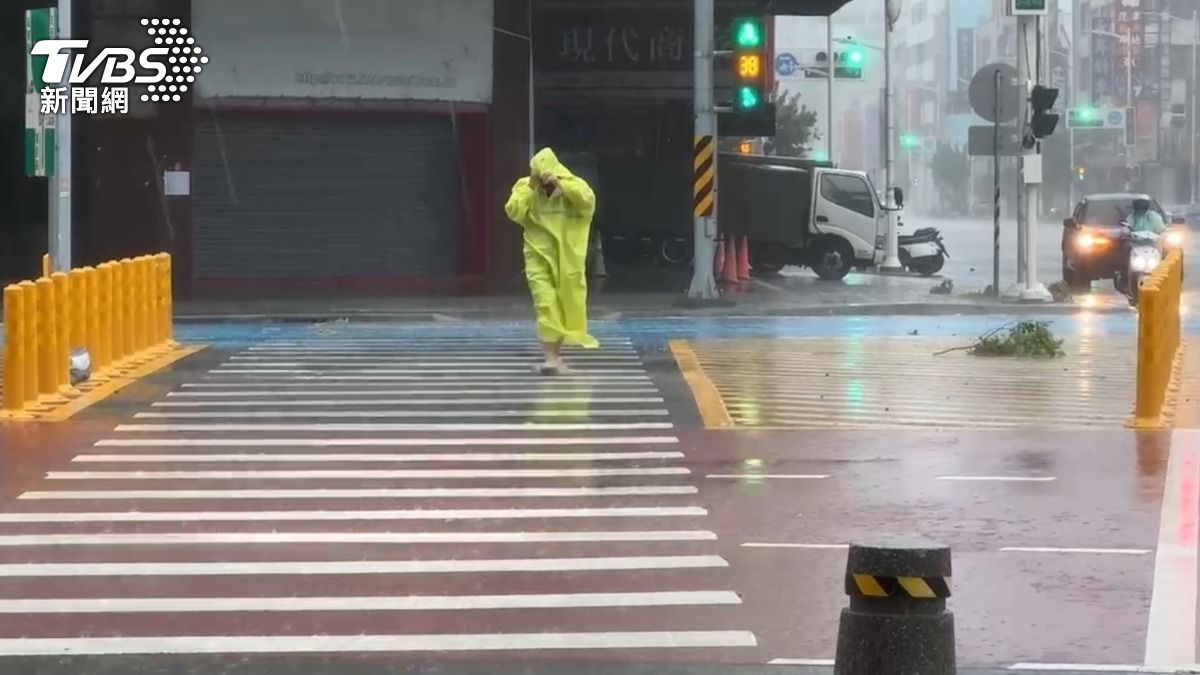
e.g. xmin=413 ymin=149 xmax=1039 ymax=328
xmin=1107 ymin=110 xmax=1123 ymax=127
xmin=775 ymin=53 xmax=798 ymax=77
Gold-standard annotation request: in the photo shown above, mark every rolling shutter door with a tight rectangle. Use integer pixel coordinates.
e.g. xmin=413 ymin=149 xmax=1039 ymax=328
xmin=192 ymin=112 xmax=460 ymax=280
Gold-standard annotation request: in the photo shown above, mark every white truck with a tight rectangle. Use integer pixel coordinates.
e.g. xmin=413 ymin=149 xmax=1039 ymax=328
xmin=718 ymin=153 xmax=902 ymax=280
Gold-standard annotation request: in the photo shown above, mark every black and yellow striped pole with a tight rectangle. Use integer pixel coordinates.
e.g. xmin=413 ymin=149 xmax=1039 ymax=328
xmin=834 ymin=542 xmax=956 ymax=674
xmin=693 ymin=135 xmax=715 ymax=219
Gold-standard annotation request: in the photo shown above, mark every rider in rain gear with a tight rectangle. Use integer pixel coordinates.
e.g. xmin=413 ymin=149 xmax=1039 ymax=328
xmin=505 ymin=148 xmax=599 ymax=374
xmin=1127 ymin=198 xmax=1166 ymax=235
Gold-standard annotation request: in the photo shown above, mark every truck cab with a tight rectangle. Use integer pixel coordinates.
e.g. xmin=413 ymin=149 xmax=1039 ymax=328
xmin=718 ymin=153 xmax=891 ymax=280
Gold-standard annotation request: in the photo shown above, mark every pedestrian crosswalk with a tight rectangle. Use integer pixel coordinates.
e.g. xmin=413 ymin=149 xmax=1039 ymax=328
xmin=674 ymin=336 xmax=1138 ymax=429
xmin=0 ymin=332 xmax=756 ymax=658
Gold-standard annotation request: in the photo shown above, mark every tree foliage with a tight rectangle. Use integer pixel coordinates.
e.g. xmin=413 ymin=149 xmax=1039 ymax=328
xmin=929 ymin=142 xmax=970 ymax=215
xmin=764 ymin=87 xmax=820 ymax=157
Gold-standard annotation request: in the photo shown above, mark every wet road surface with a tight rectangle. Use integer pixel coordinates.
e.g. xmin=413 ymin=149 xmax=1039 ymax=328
xmin=0 ymin=323 xmax=1190 ymax=674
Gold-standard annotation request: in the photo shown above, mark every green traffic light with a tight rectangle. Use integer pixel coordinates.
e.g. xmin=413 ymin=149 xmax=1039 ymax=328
xmin=900 ymin=133 xmax=920 ymax=150
xmin=1077 ymin=107 xmax=1096 ymax=121
xmin=734 ymin=18 xmax=763 ymax=49
xmin=736 ymin=86 xmax=761 ymax=110
xmin=812 ymin=149 xmax=830 ymax=162
xmin=846 ymin=47 xmax=866 ymax=65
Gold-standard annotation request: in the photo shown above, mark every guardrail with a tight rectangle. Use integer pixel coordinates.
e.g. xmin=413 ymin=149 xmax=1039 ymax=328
xmin=1130 ymin=249 xmax=1184 ymax=428
xmin=2 ymin=253 xmax=175 ymax=419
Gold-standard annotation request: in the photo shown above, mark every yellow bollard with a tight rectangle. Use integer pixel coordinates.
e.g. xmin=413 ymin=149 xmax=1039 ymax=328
xmin=51 ymin=272 xmax=77 ymax=397
xmin=41 ymin=254 xmax=49 ymax=278
xmin=148 ymin=255 xmax=163 ymax=347
xmin=122 ymin=258 xmax=139 ymax=360
xmin=35 ymin=277 xmax=64 ymax=403
xmin=2 ymin=285 xmax=29 ymax=417
xmin=97 ymin=263 xmax=115 ymax=370
xmin=134 ymin=256 xmax=149 ymax=354
xmin=114 ymin=259 xmax=131 ymax=364
xmin=83 ymin=267 xmax=104 ymax=374
xmin=138 ymin=256 xmax=153 ymax=352
xmin=69 ymin=269 xmax=86 ymax=350
xmin=18 ymin=280 xmax=39 ymax=405
xmin=162 ymin=253 xmax=175 ymax=346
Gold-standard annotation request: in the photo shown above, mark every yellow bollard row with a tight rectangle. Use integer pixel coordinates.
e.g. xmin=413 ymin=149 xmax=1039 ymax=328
xmin=1130 ymin=249 xmax=1184 ymax=428
xmin=1 ymin=252 xmax=177 ymax=419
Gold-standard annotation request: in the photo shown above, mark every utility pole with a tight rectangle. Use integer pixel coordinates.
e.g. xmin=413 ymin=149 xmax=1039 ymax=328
xmin=49 ymin=0 xmax=72 ymax=273
xmin=827 ymin=16 xmax=835 ymax=164
xmin=1193 ymin=10 xmax=1198 ymax=204
xmin=880 ymin=0 xmax=902 ymax=271
xmin=687 ymin=0 xmax=720 ymax=301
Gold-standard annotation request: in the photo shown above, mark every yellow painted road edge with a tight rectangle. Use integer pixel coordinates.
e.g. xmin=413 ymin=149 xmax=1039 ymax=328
xmin=668 ymin=339 xmax=734 ymax=429
xmin=39 ymin=345 xmax=207 ymax=422
xmin=1128 ymin=339 xmax=1186 ymax=430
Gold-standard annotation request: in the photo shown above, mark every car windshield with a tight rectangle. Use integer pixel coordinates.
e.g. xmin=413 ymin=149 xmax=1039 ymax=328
xmin=1083 ymin=199 xmax=1160 ymax=227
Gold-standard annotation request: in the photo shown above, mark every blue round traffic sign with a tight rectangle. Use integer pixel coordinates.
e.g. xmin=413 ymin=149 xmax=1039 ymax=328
xmin=1107 ymin=110 xmax=1123 ymax=126
xmin=775 ymin=53 xmax=798 ymax=77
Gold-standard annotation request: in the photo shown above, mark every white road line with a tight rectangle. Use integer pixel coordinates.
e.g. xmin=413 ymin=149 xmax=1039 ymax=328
xmin=1007 ymin=665 xmax=1157 ymax=672
xmin=199 ymin=375 xmax=654 ymax=382
xmin=0 ymin=591 xmax=742 ymax=614
xmin=740 ymin=543 xmax=849 ymax=550
xmin=167 ymin=389 xmax=661 ymax=398
xmin=244 ymin=346 xmax=639 ymax=352
xmin=1000 ymin=547 xmax=1152 ymax=555
xmin=152 ymin=397 xmax=667 ymax=408
xmin=768 ymin=659 xmax=836 ymax=666
xmin=228 ymin=357 xmax=644 ymax=364
xmin=180 ymin=382 xmax=655 ymax=389
xmin=1144 ymin=429 xmax=1200 ymax=669
xmin=705 ymin=474 xmax=830 ymax=480
xmin=95 ymin=436 xmax=681 ymax=448
xmin=73 ymin=451 xmax=687 ymax=463
xmin=0 ymin=631 xmax=759 ymax=656
xmin=0 ymin=530 xmax=719 ymax=546
xmin=18 ymin=485 xmax=699 ymax=500
xmin=0 ymin=554 xmax=730 ymax=577
xmin=46 ymin=467 xmax=692 ymax=481
xmin=210 ymin=368 xmax=650 ymax=375
xmin=114 ymin=422 xmax=676 ymax=433
xmin=132 ymin=409 xmax=672 ymax=420
xmin=0 ymin=506 xmax=709 ymax=524
xmin=935 ymin=476 xmax=1057 ymax=482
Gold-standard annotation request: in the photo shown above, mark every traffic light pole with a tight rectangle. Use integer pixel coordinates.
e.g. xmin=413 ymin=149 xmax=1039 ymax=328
xmin=880 ymin=6 xmax=902 ymax=272
xmin=49 ymin=0 xmax=72 ymax=273
xmin=1017 ymin=14 xmax=1051 ymax=302
xmin=687 ymin=0 xmax=720 ymax=301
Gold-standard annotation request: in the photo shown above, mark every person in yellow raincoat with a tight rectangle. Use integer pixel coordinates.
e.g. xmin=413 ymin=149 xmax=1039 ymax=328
xmin=504 ymin=148 xmax=599 ymax=375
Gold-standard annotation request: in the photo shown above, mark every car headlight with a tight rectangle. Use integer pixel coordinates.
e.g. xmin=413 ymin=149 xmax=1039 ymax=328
xmin=1077 ymin=232 xmax=1107 ymax=250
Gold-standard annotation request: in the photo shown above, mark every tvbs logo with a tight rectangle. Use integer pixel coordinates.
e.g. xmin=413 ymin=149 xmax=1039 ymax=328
xmin=32 ymin=18 xmax=205 ymax=103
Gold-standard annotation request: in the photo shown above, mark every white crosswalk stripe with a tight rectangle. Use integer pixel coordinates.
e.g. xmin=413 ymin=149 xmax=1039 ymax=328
xmin=4 ymin=332 xmax=756 ymax=658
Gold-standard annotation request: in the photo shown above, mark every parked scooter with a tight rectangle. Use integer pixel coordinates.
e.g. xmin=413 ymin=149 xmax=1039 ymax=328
xmin=896 ymin=215 xmax=950 ymax=276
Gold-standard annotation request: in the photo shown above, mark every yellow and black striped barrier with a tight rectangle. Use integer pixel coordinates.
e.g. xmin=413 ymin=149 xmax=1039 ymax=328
xmin=834 ymin=543 xmax=956 ymax=675
xmin=848 ymin=573 xmax=951 ymax=599
xmin=693 ymin=134 xmax=715 ymax=218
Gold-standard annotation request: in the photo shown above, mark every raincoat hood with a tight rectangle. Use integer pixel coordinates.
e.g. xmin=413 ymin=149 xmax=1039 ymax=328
xmin=530 ymin=147 xmax=571 ymax=179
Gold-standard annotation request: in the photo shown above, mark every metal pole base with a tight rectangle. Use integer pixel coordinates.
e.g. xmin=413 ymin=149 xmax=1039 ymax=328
xmin=1018 ymin=283 xmax=1054 ymax=303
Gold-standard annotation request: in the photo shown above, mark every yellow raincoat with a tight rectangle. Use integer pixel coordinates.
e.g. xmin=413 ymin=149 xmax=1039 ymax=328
xmin=504 ymin=148 xmax=599 ymax=349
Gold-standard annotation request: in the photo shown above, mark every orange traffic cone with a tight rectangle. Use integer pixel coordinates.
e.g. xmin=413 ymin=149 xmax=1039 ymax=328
xmin=720 ymin=237 xmax=740 ymax=284
xmin=737 ymin=236 xmax=751 ymax=281
xmin=713 ymin=235 xmax=726 ymax=277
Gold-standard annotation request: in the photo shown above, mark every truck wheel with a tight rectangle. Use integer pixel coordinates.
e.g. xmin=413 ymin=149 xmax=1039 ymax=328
xmin=812 ymin=239 xmax=854 ymax=281
xmin=660 ymin=239 xmax=689 ymax=266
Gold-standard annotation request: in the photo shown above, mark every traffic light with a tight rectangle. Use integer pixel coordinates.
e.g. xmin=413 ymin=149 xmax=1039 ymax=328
xmin=731 ymin=17 xmax=766 ymax=112
xmin=1028 ymin=85 xmax=1060 ymax=143
xmin=899 ymin=133 xmax=921 ymax=151
xmin=839 ymin=43 xmax=867 ymax=79
xmin=812 ymin=149 xmax=830 ymax=162
xmin=1067 ymin=107 xmax=1102 ymax=129
xmin=737 ymin=139 xmax=753 ymax=154
xmin=1074 ymin=166 xmax=1087 ymax=181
